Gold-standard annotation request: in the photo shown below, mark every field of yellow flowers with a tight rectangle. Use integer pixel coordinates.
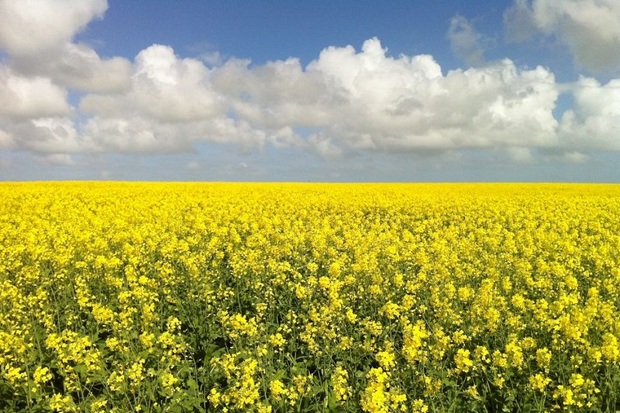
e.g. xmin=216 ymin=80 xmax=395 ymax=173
xmin=1 ymin=182 xmax=620 ymax=412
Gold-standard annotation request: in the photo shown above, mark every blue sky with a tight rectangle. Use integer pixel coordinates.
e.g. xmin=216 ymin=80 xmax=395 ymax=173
xmin=1 ymin=0 xmax=619 ymax=181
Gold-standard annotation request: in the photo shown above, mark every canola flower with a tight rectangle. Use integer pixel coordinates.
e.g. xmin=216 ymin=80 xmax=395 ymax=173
xmin=1 ymin=182 xmax=620 ymax=412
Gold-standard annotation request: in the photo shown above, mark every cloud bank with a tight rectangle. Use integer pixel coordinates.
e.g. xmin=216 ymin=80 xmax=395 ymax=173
xmin=1 ymin=0 xmax=619 ymax=170
xmin=504 ymin=0 xmax=620 ymax=72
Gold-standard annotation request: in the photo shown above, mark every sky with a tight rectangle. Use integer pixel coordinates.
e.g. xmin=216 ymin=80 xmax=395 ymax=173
xmin=1 ymin=0 xmax=620 ymax=182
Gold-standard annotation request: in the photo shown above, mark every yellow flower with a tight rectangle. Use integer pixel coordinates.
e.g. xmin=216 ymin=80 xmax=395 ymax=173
xmin=570 ymin=373 xmax=585 ymax=388
xmin=380 ymin=302 xmax=400 ymax=320
xmin=89 ymin=398 xmax=108 ymax=413
xmin=505 ymin=340 xmax=524 ymax=369
xmin=361 ymin=368 xmax=390 ymax=413
xmin=161 ymin=371 xmax=178 ymax=389
xmin=269 ymin=379 xmax=286 ymax=401
xmin=493 ymin=375 xmax=505 ymax=389
xmin=227 ymin=313 xmax=258 ymax=339
xmin=403 ymin=321 xmax=428 ymax=363
xmin=332 ymin=366 xmax=350 ymax=402
xmin=33 ymin=366 xmax=52 ymax=386
xmin=554 ymin=385 xmax=575 ymax=406
xmin=452 ymin=330 xmax=468 ymax=345
xmin=269 ymin=333 xmax=286 ymax=349
xmin=511 ymin=294 xmax=526 ymax=310
xmin=318 ymin=276 xmax=331 ymax=290
xmin=107 ymin=370 xmax=125 ymax=393
xmin=166 ymin=316 xmax=182 ymax=332
xmin=338 ymin=335 xmax=353 ymax=350
xmin=5 ymin=367 xmax=26 ymax=385
xmin=291 ymin=374 xmax=311 ymax=399
xmin=492 ymin=350 xmax=508 ymax=369
xmin=474 ymin=345 xmax=490 ymax=364
xmin=49 ymin=393 xmax=76 ymax=412
xmin=257 ymin=403 xmax=273 ymax=413
xmin=208 ymin=388 xmax=222 ymax=407
xmin=466 ymin=385 xmax=481 ymax=400
xmin=376 ymin=350 xmax=396 ymax=370
xmin=345 ymin=308 xmax=358 ymax=323
xmin=602 ymin=333 xmax=619 ymax=362
xmin=127 ymin=359 xmax=145 ymax=388
xmin=91 ymin=303 xmax=115 ymax=326
xmin=536 ymin=347 xmax=552 ymax=370
xmin=328 ymin=261 xmax=342 ymax=277
xmin=411 ymin=399 xmax=429 ymax=413
xmin=4 ymin=182 xmax=620 ymax=412
xmin=529 ymin=373 xmax=551 ymax=392
xmin=454 ymin=349 xmax=473 ymax=373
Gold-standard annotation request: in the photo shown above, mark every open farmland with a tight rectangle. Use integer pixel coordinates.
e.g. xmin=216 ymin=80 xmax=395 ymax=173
xmin=1 ymin=183 xmax=620 ymax=412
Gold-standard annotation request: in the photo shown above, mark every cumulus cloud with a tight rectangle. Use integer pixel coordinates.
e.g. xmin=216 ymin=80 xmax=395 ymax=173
xmin=0 ymin=66 xmax=70 ymax=119
xmin=0 ymin=0 xmax=131 ymax=156
xmin=559 ymin=77 xmax=620 ymax=150
xmin=10 ymin=43 xmax=132 ymax=93
xmin=504 ymin=0 xmax=538 ymax=43
xmin=9 ymin=117 xmax=94 ymax=154
xmin=308 ymin=133 xmax=343 ymax=158
xmin=0 ymin=0 xmax=107 ymax=55
xmin=35 ymin=153 xmax=75 ymax=166
xmin=82 ymin=45 xmax=222 ymax=121
xmin=0 ymin=34 xmax=589 ymax=159
xmin=507 ymin=147 xmax=534 ymax=163
xmin=266 ymin=38 xmax=559 ymax=152
xmin=504 ymin=0 xmax=620 ymax=71
xmin=198 ymin=38 xmax=563 ymax=157
xmin=79 ymin=45 xmax=312 ymax=152
xmin=0 ymin=0 xmax=618 ymax=169
xmin=447 ymin=15 xmax=485 ymax=66
xmin=212 ymin=57 xmax=339 ymax=129
xmin=81 ymin=116 xmax=189 ymax=153
xmin=0 ymin=0 xmax=130 ymax=93
xmin=562 ymin=151 xmax=588 ymax=163
xmin=186 ymin=161 xmax=200 ymax=170
xmin=0 ymin=128 xmax=14 ymax=149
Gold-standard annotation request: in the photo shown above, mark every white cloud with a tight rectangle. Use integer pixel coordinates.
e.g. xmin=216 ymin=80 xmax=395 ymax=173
xmin=0 ymin=0 xmax=617 ymax=171
xmin=22 ymin=117 xmax=93 ymax=153
xmin=504 ymin=0 xmax=538 ymax=43
xmin=212 ymin=57 xmax=337 ymax=129
xmin=209 ymin=38 xmax=561 ymax=156
xmin=82 ymin=45 xmax=222 ymax=121
xmin=308 ymin=133 xmax=343 ymax=158
xmin=504 ymin=0 xmax=620 ymax=71
xmin=507 ymin=147 xmax=534 ymax=163
xmin=0 ymin=0 xmax=107 ymax=55
xmin=562 ymin=151 xmax=588 ymax=163
xmin=3 ymin=36 xmax=567 ymax=158
xmin=131 ymin=45 xmax=223 ymax=121
xmin=80 ymin=45 xmax=310 ymax=153
xmin=81 ymin=116 xmax=181 ymax=153
xmin=10 ymin=43 xmax=132 ymax=93
xmin=0 ymin=66 xmax=70 ymax=119
xmin=80 ymin=115 xmax=280 ymax=154
xmin=0 ymin=0 xmax=130 ymax=93
xmin=0 ymin=116 xmax=94 ymax=156
xmin=560 ymin=77 xmax=620 ymax=150
xmin=0 ymin=128 xmax=14 ymax=149
xmin=35 ymin=153 xmax=75 ymax=166
xmin=447 ymin=15 xmax=485 ymax=66
xmin=271 ymin=38 xmax=559 ymax=152
xmin=186 ymin=161 xmax=200 ymax=170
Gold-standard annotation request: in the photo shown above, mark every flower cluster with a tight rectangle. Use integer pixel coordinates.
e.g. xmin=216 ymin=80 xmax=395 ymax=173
xmin=1 ymin=182 xmax=620 ymax=411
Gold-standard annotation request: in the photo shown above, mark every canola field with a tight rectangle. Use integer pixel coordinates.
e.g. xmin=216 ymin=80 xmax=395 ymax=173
xmin=1 ymin=182 xmax=620 ymax=412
